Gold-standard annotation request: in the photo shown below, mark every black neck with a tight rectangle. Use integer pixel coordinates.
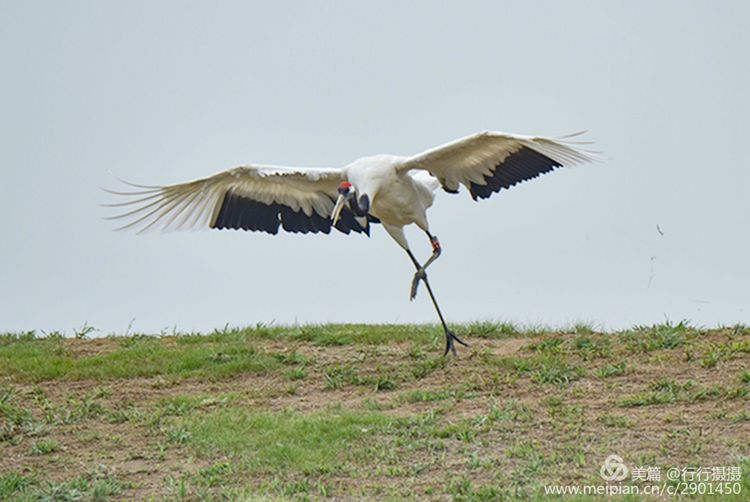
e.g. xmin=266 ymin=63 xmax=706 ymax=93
xmin=349 ymin=194 xmax=369 ymax=217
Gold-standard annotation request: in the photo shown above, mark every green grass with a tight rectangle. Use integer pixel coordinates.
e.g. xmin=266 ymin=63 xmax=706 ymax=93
xmin=0 ymin=324 xmax=447 ymax=382
xmin=619 ymin=320 xmax=694 ymax=352
xmin=619 ymin=378 xmax=748 ymax=407
xmin=0 ymin=386 xmax=45 ymax=442
xmin=0 ymin=473 xmax=31 ymax=500
xmin=597 ymin=413 xmax=633 ymax=428
xmin=571 ymin=334 xmax=611 ymax=360
xmin=0 ymin=334 xmax=281 ymax=382
xmin=503 ymin=353 xmax=585 ymax=385
xmin=411 ymin=356 xmax=447 ymax=379
xmin=0 ymin=321 xmax=717 ymax=383
xmin=1 ymin=322 xmax=749 ymax=500
xmin=488 ymin=399 xmax=535 ymax=422
xmin=465 ymin=321 xmax=529 ymax=338
xmin=0 ymin=468 xmax=124 ymax=501
xmin=699 ymin=340 xmax=750 ymax=368
xmin=595 ymin=362 xmax=627 ymax=378
xmin=321 ymin=363 xmax=400 ymax=391
xmin=527 ymin=333 xmax=611 ymax=362
xmin=228 ymin=323 xmax=446 ymax=346
xmin=323 ymin=364 xmax=359 ymax=390
xmin=398 ymin=388 xmax=469 ymax=403
xmin=182 ymin=407 xmax=398 ymax=474
xmin=1 ymin=322 xmax=591 ymax=384
xmin=284 ymin=366 xmax=307 ymax=381
xmin=531 ymin=356 xmax=585 ymax=385
xmin=528 ymin=336 xmax=564 ymax=354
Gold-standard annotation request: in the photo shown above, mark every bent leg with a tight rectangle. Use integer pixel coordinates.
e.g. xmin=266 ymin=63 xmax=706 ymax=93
xmin=410 ymin=231 xmax=442 ymax=300
xmin=404 ymin=248 xmax=468 ymax=356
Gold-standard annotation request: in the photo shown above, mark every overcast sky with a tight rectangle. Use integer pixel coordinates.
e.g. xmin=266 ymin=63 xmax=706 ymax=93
xmin=1 ymin=1 xmax=748 ymax=335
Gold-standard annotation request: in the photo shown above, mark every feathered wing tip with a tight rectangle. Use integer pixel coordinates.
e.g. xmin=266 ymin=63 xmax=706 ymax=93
xmin=113 ymin=175 xmax=163 ymax=190
xmin=101 ymin=177 xmax=217 ymax=234
xmin=555 ymin=130 xmax=597 ymax=146
xmin=534 ymin=130 xmax=605 ymax=165
xmin=556 ymin=130 xmax=588 ymax=140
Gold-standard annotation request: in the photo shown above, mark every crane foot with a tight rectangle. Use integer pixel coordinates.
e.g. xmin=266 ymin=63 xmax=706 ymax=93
xmin=443 ymin=330 xmax=469 ymax=356
xmin=410 ymin=268 xmax=427 ymax=301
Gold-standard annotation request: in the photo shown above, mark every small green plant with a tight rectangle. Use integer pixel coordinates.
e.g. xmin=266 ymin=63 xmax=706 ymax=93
xmin=487 ymin=399 xmax=534 ymax=422
xmin=196 ymin=461 xmax=233 ymax=487
xmin=466 ymin=321 xmax=521 ymax=338
xmin=273 ymin=350 xmax=310 ymax=366
xmin=400 ymin=388 xmax=467 ymax=403
xmin=701 ymin=348 xmax=721 ymax=368
xmin=0 ymin=472 xmax=30 ymax=500
xmin=619 ymin=381 xmax=680 ymax=407
xmin=324 ymin=364 xmax=358 ymax=390
xmin=730 ymin=410 xmax=750 ymax=423
xmin=27 ymin=468 xmax=123 ymax=501
xmin=285 ymin=366 xmax=307 ymax=381
xmin=569 ymin=322 xmax=596 ymax=335
xmin=73 ymin=322 xmax=96 ymax=339
xmin=531 ymin=357 xmax=584 ymax=385
xmin=371 ymin=377 xmax=396 ymax=391
xmin=32 ymin=438 xmax=59 ymax=455
xmin=598 ymin=413 xmax=632 ymax=428
xmin=621 ymin=321 xmax=691 ymax=353
xmin=615 ymin=379 xmax=746 ymax=407
xmin=406 ymin=343 xmax=425 ymax=360
xmin=528 ymin=337 xmax=564 ymax=354
xmin=572 ymin=335 xmax=611 ymax=360
xmin=167 ymin=426 xmax=192 ymax=445
xmin=596 ymin=362 xmax=626 ymax=378
xmin=1 ymin=386 xmax=45 ymax=442
xmin=412 ymin=357 xmax=446 ymax=379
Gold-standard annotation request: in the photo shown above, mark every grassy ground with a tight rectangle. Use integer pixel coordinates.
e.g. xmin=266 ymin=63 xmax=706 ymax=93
xmin=1 ymin=322 xmax=749 ymax=501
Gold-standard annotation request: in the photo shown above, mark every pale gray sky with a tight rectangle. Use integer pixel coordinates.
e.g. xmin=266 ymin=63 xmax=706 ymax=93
xmin=1 ymin=1 xmax=748 ymax=334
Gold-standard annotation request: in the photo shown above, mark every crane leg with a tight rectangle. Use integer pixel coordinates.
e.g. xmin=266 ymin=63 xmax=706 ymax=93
xmin=406 ymin=246 xmax=469 ymax=356
xmin=409 ymin=233 xmax=442 ymax=301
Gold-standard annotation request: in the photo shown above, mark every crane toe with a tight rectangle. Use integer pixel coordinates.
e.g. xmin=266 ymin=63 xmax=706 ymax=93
xmin=410 ymin=268 xmax=427 ymax=300
xmin=443 ymin=330 xmax=469 ymax=356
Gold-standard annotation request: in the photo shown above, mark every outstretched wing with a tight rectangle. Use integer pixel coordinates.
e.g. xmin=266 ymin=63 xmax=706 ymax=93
xmin=398 ymin=131 xmax=597 ymax=200
xmin=103 ymin=164 xmax=370 ymax=235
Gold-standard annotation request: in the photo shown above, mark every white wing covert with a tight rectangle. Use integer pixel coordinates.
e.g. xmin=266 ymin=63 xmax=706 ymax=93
xmin=398 ymin=131 xmax=596 ymax=200
xmin=104 ymin=165 xmax=371 ymax=235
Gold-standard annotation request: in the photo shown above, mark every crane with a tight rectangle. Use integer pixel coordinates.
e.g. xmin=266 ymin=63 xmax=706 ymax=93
xmin=105 ymin=131 xmax=596 ymax=355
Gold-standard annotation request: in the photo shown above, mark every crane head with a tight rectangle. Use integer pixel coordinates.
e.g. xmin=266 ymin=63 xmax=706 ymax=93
xmin=331 ymin=181 xmax=354 ymax=226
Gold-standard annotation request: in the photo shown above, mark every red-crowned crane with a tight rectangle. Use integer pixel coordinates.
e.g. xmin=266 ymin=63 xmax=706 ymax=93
xmin=106 ymin=131 xmax=597 ymax=355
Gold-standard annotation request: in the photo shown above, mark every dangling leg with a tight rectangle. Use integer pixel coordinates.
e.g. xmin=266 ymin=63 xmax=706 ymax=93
xmin=405 ymin=248 xmax=469 ymax=356
xmin=381 ymin=223 xmax=468 ymax=355
xmin=410 ymin=231 xmax=441 ymax=300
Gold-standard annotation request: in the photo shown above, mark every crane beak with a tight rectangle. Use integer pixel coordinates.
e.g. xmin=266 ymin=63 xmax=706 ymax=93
xmin=331 ymin=193 xmax=346 ymax=227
